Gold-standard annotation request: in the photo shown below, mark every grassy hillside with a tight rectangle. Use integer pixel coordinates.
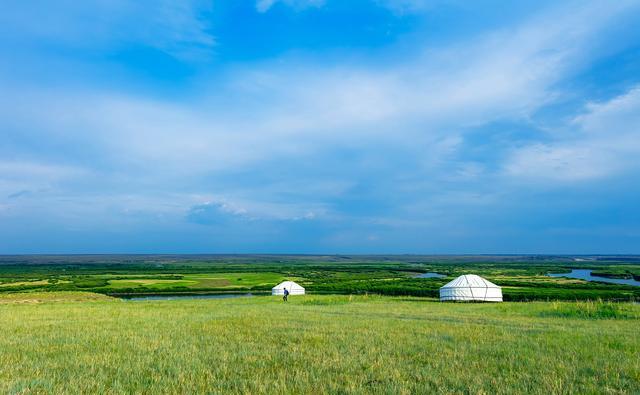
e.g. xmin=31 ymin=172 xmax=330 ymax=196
xmin=0 ymin=292 xmax=638 ymax=394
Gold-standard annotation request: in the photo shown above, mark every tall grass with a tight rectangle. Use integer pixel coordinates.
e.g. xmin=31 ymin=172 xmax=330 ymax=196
xmin=541 ymin=299 xmax=639 ymax=319
xmin=0 ymin=293 xmax=638 ymax=394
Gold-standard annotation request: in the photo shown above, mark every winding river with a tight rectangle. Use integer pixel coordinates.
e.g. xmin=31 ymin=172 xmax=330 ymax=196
xmin=548 ymin=269 xmax=640 ymax=287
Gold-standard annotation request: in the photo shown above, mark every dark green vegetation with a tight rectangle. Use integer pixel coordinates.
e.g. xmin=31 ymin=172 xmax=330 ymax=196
xmin=0 ymin=255 xmax=639 ymax=301
xmin=0 ymin=292 xmax=638 ymax=394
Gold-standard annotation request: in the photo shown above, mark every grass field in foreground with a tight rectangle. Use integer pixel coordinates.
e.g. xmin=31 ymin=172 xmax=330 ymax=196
xmin=0 ymin=293 xmax=638 ymax=394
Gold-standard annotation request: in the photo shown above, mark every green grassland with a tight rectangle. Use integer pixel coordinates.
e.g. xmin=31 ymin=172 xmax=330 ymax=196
xmin=0 ymin=292 xmax=638 ymax=394
xmin=0 ymin=255 xmax=638 ymax=300
xmin=98 ymin=272 xmax=288 ymax=291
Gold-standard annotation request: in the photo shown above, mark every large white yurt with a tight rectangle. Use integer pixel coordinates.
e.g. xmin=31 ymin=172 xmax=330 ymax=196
xmin=272 ymin=281 xmax=305 ymax=296
xmin=439 ymin=274 xmax=502 ymax=302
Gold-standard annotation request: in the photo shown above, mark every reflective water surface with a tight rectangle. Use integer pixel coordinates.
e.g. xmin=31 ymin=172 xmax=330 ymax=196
xmin=548 ymin=269 xmax=640 ymax=287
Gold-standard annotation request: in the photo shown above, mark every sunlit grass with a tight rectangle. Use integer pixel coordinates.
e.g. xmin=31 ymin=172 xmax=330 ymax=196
xmin=106 ymin=279 xmax=197 ymax=289
xmin=541 ymin=300 xmax=639 ymax=319
xmin=0 ymin=291 xmax=112 ymax=304
xmin=183 ymin=272 xmax=292 ymax=289
xmin=99 ymin=272 xmax=293 ymax=291
xmin=0 ymin=293 xmax=638 ymax=394
xmin=0 ymin=279 xmax=52 ymax=288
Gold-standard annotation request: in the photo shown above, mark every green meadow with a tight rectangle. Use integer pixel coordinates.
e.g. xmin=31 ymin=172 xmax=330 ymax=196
xmin=100 ymin=272 xmax=287 ymax=291
xmin=1 ymin=292 xmax=638 ymax=394
xmin=1 ymin=255 xmax=639 ymax=300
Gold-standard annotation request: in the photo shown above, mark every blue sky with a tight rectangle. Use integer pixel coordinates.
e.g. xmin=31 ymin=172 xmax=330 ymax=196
xmin=1 ymin=0 xmax=640 ymax=254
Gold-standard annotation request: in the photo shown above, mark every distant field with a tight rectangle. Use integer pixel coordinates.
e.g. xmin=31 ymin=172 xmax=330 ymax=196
xmin=0 ymin=279 xmax=51 ymax=287
xmin=0 ymin=255 xmax=638 ymax=300
xmin=101 ymin=272 xmax=288 ymax=290
xmin=0 ymin=292 xmax=637 ymax=394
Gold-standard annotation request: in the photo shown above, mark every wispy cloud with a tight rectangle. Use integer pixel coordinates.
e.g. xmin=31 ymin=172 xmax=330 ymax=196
xmin=505 ymin=86 xmax=640 ymax=181
xmin=1 ymin=1 xmax=640 ymax=252
xmin=0 ymin=160 xmax=87 ymax=199
xmin=0 ymin=0 xmax=215 ymax=59
xmin=256 ymin=0 xmax=326 ymax=13
xmin=3 ymin=0 xmax=629 ymax=174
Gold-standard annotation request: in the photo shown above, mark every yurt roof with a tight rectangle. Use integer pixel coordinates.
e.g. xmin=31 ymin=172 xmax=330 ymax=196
xmin=441 ymin=274 xmax=499 ymax=289
xmin=272 ymin=281 xmax=304 ymax=290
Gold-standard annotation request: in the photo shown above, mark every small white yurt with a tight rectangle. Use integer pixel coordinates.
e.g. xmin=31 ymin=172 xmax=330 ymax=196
xmin=439 ymin=274 xmax=502 ymax=302
xmin=272 ymin=281 xmax=305 ymax=296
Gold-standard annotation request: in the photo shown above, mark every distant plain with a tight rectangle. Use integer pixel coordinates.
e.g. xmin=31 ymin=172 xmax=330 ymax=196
xmin=0 ymin=255 xmax=638 ymax=301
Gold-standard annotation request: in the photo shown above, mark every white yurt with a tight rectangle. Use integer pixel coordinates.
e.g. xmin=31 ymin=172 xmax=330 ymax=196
xmin=272 ymin=281 xmax=305 ymax=296
xmin=439 ymin=274 xmax=502 ymax=302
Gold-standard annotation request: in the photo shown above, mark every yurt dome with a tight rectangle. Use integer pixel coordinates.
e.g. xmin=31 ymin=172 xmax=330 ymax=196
xmin=439 ymin=274 xmax=502 ymax=302
xmin=272 ymin=281 xmax=305 ymax=296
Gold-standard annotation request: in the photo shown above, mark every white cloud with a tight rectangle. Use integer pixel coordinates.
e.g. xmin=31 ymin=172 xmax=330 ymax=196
xmin=1 ymin=2 xmax=631 ymax=180
xmin=2 ymin=0 xmax=639 ymax=229
xmin=505 ymin=87 xmax=640 ymax=181
xmin=0 ymin=1 xmax=215 ymax=59
xmin=504 ymin=144 xmax=612 ymax=181
xmin=258 ymin=0 xmax=438 ymax=14
xmin=3 ymin=1 xmax=631 ymax=175
xmin=256 ymin=0 xmax=278 ymax=12
xmin=188 ymin=197 xmax=325 ymax=223
xmin=0 ymin=161 xmax=85 ymax=180
xmin=256 ymin=0 xmax=326 ymax=13
xmin=375 ymin=0 xmax=442 ymax=14
xmin=0 ymin=160 xmax=87 ymax=195
xmin=0 ymin=160 xmax=89 ymax=217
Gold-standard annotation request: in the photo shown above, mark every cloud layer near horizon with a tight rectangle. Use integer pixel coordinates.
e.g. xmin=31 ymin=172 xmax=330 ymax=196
xmin=1 ymin=0 xmax=640 ymax=253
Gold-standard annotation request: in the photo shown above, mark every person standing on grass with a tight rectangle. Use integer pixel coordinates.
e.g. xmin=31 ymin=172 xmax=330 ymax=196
xmin=283 ymin=287 xmax=289 ymax=302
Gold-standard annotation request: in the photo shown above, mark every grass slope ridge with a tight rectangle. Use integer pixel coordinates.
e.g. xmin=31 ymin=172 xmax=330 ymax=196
xmin=0 ymin=293 xmax=638 ymax=394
